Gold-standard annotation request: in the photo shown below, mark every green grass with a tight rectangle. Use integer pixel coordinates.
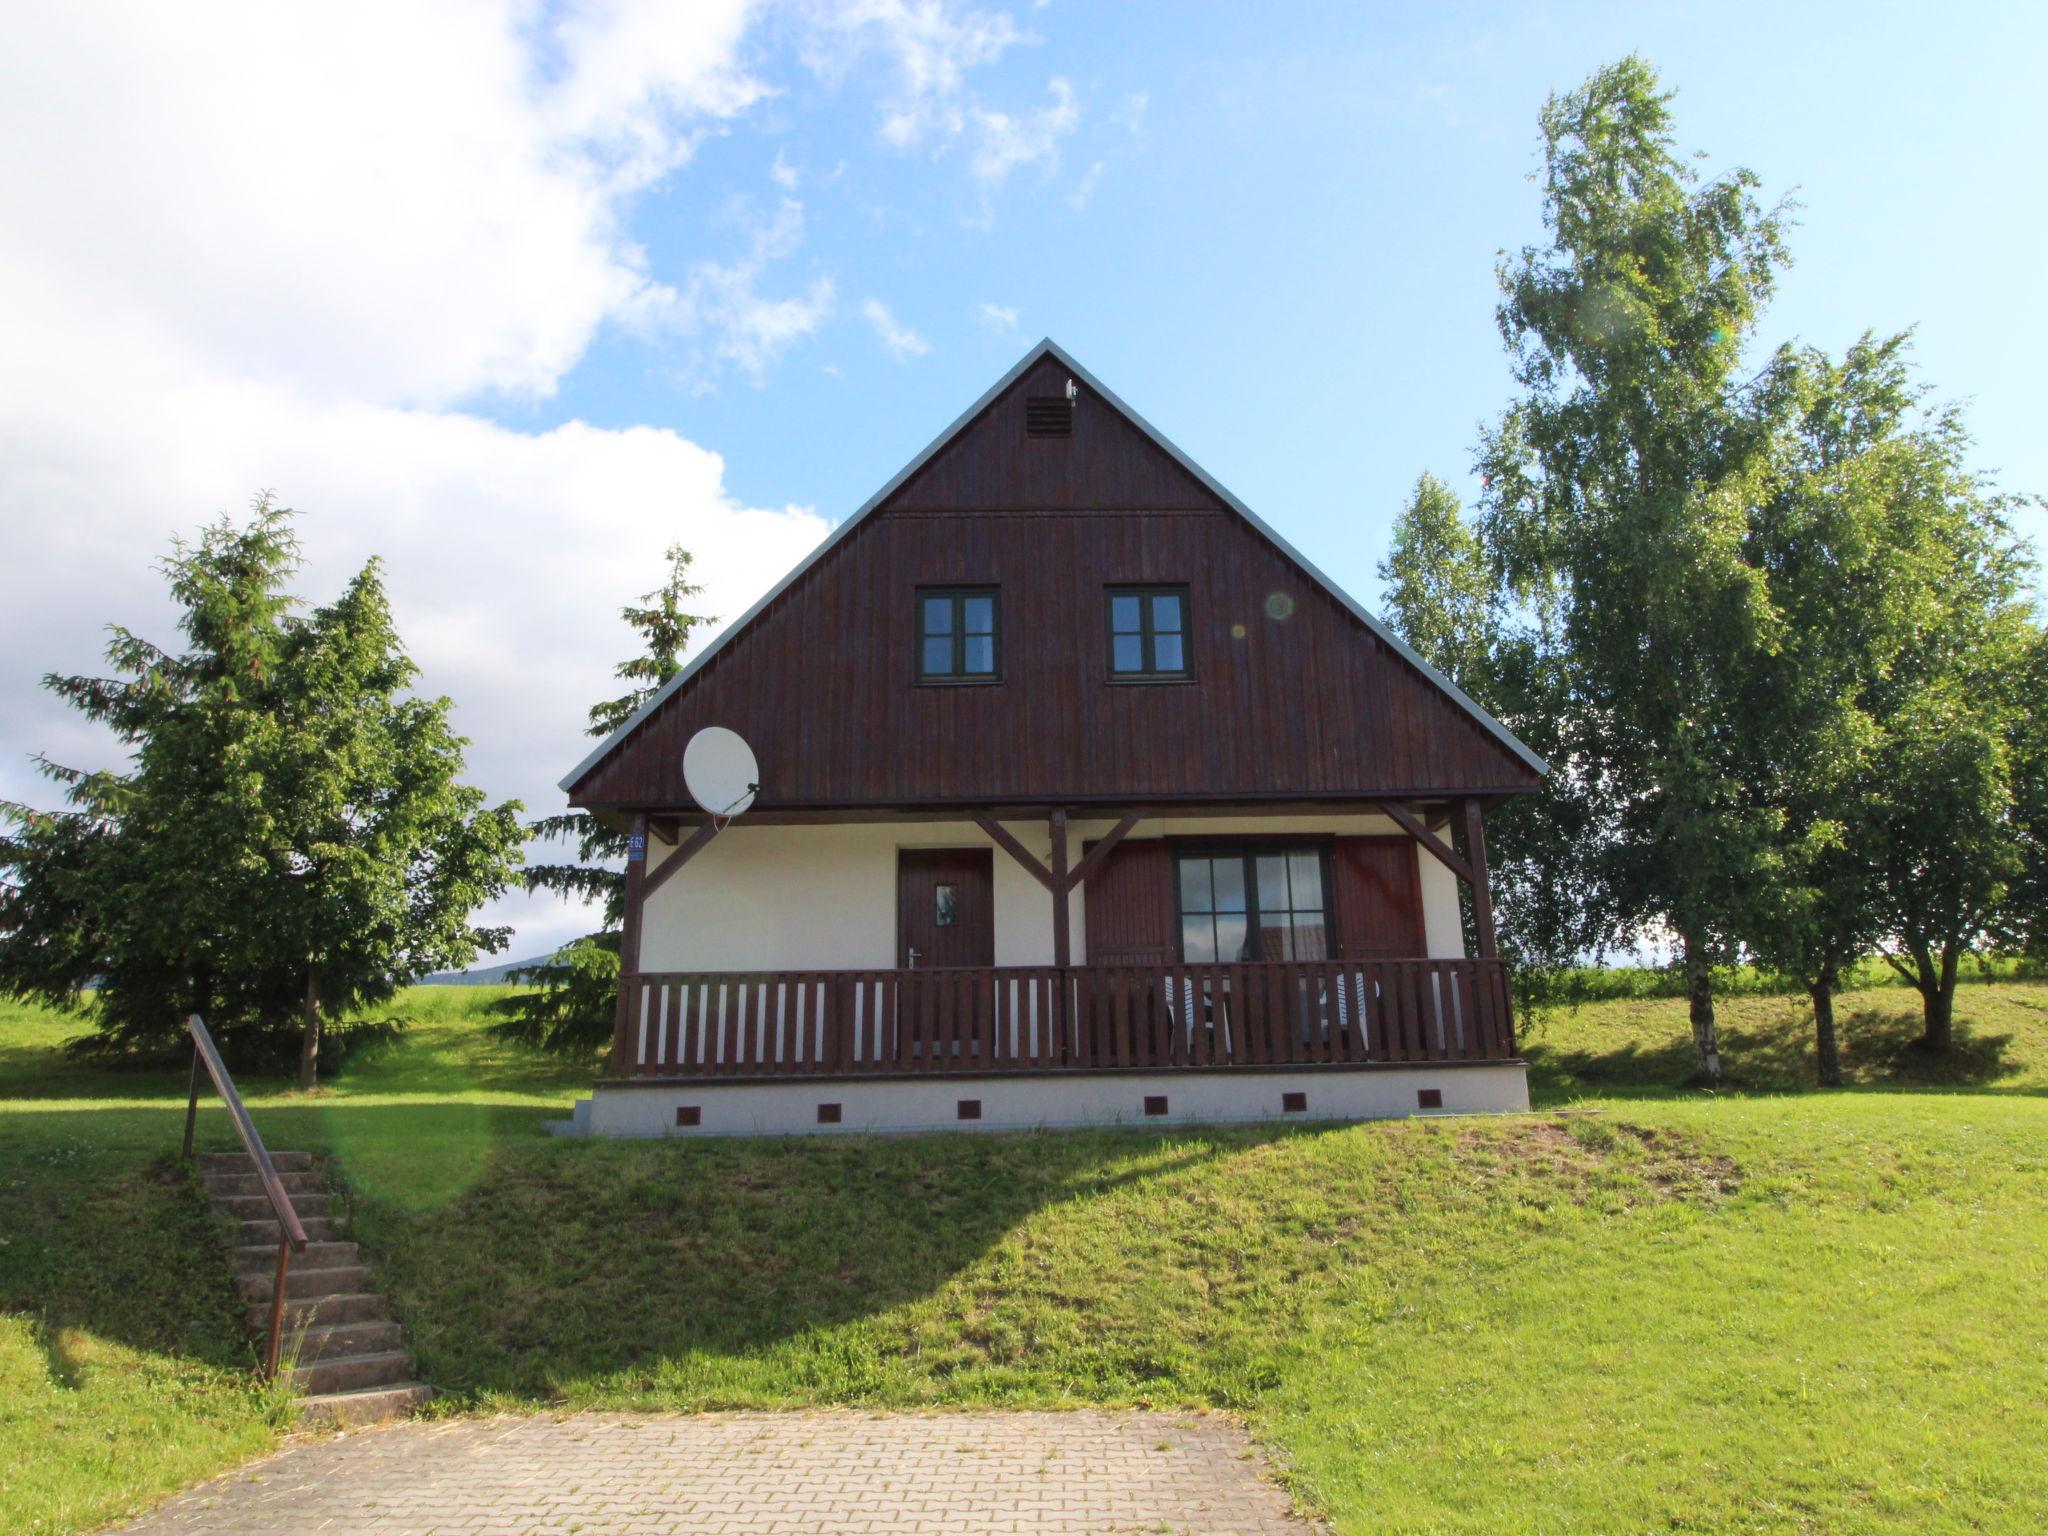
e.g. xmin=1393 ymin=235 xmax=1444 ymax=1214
xmin=3 ymin=981 xmax=2046 ymax=1533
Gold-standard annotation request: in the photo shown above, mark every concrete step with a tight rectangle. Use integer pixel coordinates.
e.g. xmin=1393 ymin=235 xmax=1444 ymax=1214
xmin=237 ymin=1263 xmax=369 ymax=1302
xmin=236 ymin=1216 xmax=339 ymax=1246
xmin=199 ymin=1150 xmax=313 ymax=1174
xmin=203 ymin=1169 xmax=326 ymax=1200
xmin=298 ymin=1381 xmax=434 ymax=1430
xmin=249 ymin=1291 xmax=392 ymax=1333
xmin=290 ymin=1319 xmax=403 ymax=1362
xmin=232 ymin=1240 xmax=358 ymax=1274
xmin=282 ymin=1349 xmax=417 ymax=1396
xmin=214 ymin=1191 xmax=332 ymax=1222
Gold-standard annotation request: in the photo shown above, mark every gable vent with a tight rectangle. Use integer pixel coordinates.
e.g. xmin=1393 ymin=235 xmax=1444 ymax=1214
xmin=1025 ymin=394 xmax=1073 ymax=438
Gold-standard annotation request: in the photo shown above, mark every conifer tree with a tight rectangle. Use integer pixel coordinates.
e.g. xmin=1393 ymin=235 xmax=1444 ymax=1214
xmin=0 ymin=498 xmax=522 ymax=1075
xmin=492 ymin=546 xmax=712 ymax=1054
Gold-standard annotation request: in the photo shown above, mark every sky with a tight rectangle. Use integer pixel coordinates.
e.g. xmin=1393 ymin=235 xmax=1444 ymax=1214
xmin=3 ymin=1 xmax=2044 ymax=963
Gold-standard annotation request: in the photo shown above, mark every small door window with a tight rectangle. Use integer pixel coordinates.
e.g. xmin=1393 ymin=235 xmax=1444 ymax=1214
xmin=935 ymin=884 xmax=958 ymax=926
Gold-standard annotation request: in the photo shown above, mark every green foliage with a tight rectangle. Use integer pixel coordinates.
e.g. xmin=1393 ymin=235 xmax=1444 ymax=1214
xmin=485 ymin=936 xmax=618 ymax=1058
xmin=0 ymin=498 xmax=521 ymax=1073
xmin=498 ymin=545 xmax=710 ymax=1053
xmin=1378 ymin=472 xmax=1493 ymax=691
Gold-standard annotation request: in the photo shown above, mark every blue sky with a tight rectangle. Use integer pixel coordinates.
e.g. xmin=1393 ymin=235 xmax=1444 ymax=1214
xmin=520 ymin=1 xmax=2048 ymax=596
xmin=4 ymin=2 xmax=2043 ymax=959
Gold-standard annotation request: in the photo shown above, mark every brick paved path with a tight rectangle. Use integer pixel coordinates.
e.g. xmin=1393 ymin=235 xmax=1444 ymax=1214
xmin=118 ymin=1410 xmax=1317 ymax=1535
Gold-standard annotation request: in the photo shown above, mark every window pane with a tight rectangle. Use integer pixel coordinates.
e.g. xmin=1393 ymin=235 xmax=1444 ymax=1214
xmin=1112 ymin=633 xmax=1145 ymax=672
xmin=1291 ymin=916 xmax=1328 ymax=961
xmin=1151 ymin=592 xmax=1183 ymax=632
xmin=935 ymin=884 xmax=957 ymax=926
xmin=1215 ymin=913 xmax=1250 ymax=963
xmin=962 ymin=634 xmax=995 ymax=674
xmin=922 ymin=595 xmax=954 ymax=635
xmin=922 ymin=636 xmax=954 ymax=675
xmin=1288 ymin=852 xmax=1324 ymax=909
xmin=962 ymin=595 xmax=994 ymax=634
xmin=1152 ymin=633 xmax=1184 ymax=674
xmin=1211 ymin=857 xmax=1247 ymax=913
xmin=1256 ymin=854 xmax=1289 ymax=911
xmin=1181 ymin=915 xmax=1218 ymax=964
xmin=1110 ymin=593 xmax=1141 ymax=632
xmin=1179 ymin=858 xmax=1213 ymax=914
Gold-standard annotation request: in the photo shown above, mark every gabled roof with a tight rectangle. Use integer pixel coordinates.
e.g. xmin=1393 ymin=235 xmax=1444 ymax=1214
xmin=561 ymin=339 xmax=1547 ymax=793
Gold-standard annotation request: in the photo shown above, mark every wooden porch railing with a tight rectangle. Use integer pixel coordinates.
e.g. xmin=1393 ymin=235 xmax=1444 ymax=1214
xmin=612 ymin=958 xmax=1515 ymax=1079
xmin=180 ymin=1014 xmax=308 ymax=1380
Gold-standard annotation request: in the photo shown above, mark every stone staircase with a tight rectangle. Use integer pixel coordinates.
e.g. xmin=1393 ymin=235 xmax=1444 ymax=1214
xmin=199 ymin=1150 xmax=433 ymax=1427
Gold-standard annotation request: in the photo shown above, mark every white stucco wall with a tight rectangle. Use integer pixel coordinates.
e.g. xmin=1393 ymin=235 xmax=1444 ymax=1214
xmin=638 ymin=812 xmax=1468 ymax=972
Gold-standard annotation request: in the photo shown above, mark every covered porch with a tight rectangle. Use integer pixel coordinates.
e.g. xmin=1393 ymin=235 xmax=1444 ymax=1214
xmin=599 ymin=797 xmax=1521 ymax=1106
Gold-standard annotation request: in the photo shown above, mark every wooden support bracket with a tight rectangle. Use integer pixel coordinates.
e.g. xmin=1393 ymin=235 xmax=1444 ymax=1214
xmin=1375 ymin=799 xmax=1476 ymax=886
xmin=642 ymin=819 xmax=720 ymax=900
xmin=971 ymin=811 xmax=1057 ymax=892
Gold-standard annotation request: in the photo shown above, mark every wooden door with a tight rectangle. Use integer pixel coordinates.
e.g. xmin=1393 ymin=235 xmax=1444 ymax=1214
xmin=1331 ymin=836 xmax=1427 ymax=959
xmin=897 ymin=849 xmax=995 ymax=968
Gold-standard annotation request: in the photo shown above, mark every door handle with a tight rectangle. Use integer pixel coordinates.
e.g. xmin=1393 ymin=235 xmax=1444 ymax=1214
xmin=906 ymin=947 xmax=921 ymax=969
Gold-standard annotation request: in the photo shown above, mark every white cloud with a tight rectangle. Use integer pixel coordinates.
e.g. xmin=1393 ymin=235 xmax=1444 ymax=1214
xmin=860 ymin=299 xmax=931 ymax=360
xmin=976 ymin=301 xmax=1021 ymax=332
xmin=770 ymin=147 xmax=802 ymax=189
xmin=961 ymin=77 xmax=1080 ymax=225
xmin=1068 ymin=160 xmax=1106 ymax=208
xmin=657 ymin=198 xmax=837 ymax=382
xmin=0 ymin=1 xmax=836 ymax=958
xmin=810 ymin=0 xmax=1027 ymax=147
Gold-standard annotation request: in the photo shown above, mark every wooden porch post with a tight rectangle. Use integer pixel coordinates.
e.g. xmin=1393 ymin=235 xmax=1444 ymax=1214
xmin=1462 ymin=799 xmax=1498 ymax=960
xmin=1048 ymin=808 xmax=1071 ymax=969
xmin=610 ymin=813 xmax=649 ymax=1075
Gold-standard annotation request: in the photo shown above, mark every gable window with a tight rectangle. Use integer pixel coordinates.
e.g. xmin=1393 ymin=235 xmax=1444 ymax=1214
xmin=918 ymin=588 xmax=999 ymax=682
xmin=1176 ymin=847 xmax=1328 ymax=962
xmin=1107 ymin=586 xmax=1189 ymax=679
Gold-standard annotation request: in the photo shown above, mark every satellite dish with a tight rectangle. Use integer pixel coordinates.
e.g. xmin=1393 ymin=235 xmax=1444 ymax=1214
xmin=682 ymin=726 xmax=759 ymax=820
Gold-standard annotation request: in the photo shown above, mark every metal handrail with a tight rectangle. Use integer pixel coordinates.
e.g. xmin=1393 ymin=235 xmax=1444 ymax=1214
xmin=180 ymin=1014 xmax=309 ymax=1380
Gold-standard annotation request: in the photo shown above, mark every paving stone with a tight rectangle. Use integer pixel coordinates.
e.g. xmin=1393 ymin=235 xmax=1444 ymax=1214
xmin=116 ymin=1410 xmax=1317 ymax=1535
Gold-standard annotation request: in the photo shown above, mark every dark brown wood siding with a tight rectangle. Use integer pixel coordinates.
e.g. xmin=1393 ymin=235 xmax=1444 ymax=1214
xmin=1080 ymin=839 xmax=1177 ymax=965
xmin=1331 ymin=836 xmax=1427 ymax=959
xmin=570 ymin=354 xmax=1540 ymax=811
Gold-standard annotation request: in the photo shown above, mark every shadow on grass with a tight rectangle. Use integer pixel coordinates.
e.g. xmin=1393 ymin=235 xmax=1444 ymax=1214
xmin=331 ymin=1111 xmax=1295 ymax=1404
xmin=1525 ymin=997 xmax=2031 ymax=1104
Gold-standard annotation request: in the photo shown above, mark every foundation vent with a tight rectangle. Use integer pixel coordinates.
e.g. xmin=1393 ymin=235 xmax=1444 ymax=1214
xmin=675 ymin=1105 xmax=701 ymax=1127
xmin=1281 ymin=1091 xmax=1307 ymax=1114
xmin=1417 ymin=1088 xmax=1444 ymax=1110
xmin=1142 ymin=1094 xmax=1169 ymax=1117
xmin=956 ymin=1099 xmax=982 ymax=1121
xmin=817 ymin=1102 xmax=843 ymax=1124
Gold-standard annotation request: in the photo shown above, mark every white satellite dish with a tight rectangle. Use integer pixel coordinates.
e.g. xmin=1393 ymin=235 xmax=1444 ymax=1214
xmin=682 ymin=726 xmax=759 ymax=821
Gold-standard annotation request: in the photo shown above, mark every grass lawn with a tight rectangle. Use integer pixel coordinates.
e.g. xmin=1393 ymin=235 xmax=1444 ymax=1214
xmin=3 ymin=979 xmax=2045 ymax=1534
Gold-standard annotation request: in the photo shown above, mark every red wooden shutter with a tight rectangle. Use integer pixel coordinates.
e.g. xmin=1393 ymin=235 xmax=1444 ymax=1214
xmin=1332 ymin=836 xmax=1426 ymax=959
xmin=1081 ymin=838 xmax=1178 ymax=965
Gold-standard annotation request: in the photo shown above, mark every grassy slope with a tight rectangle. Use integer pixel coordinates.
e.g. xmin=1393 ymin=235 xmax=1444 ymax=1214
xmin=2 ymin=982 xmax=2045 ymax=1534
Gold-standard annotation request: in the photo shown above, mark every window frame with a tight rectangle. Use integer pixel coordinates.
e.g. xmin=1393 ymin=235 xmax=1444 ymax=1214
xmin=1172 ymin=842 xmax=1333 ymax=964
xmin=914 ymin=585 xmax=1003 ymax=685
xmin=1105 ymin=583 xmax=1193 ymax=683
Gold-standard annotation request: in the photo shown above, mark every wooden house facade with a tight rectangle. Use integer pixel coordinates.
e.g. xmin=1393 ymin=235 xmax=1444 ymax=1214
xmin=555 ymin=341 xmax=1544 ymax=1138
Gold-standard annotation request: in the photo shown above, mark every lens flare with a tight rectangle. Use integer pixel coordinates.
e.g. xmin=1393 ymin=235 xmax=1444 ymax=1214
xmin=1264 ymin=592 xmax=1294 ymax=621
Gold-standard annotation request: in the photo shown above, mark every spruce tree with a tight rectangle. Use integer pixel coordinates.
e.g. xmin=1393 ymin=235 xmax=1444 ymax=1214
xmin=493 ymin=546 xmax=712 ymax=1054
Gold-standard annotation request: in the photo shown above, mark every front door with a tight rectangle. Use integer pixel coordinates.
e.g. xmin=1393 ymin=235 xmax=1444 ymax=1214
xmin=897 ymin=849 xmax=995 ymax=969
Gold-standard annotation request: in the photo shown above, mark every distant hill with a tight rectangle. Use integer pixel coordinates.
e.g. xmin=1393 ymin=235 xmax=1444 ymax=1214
xmin=419 ymin=955 xmax=552 ymax=986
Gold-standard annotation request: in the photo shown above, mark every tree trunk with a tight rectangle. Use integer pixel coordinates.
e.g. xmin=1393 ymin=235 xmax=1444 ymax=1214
xmin=1808 ymin=968 xmax=1842 ymax=1088
xmin=1918 ymin=944 xmax=1959 ymax=1052
xmin=1682 ymin=936 xmax=1722 ymax=1083
xmin=298 ymin=967 xmax=321 ymax=1091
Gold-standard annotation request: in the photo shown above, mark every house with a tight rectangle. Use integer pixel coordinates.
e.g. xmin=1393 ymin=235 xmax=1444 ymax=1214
xmin=554 ymin=340 xmax=1546 ymax=1138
